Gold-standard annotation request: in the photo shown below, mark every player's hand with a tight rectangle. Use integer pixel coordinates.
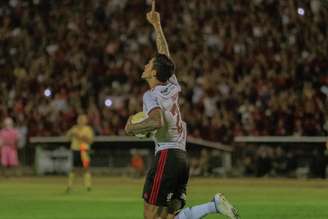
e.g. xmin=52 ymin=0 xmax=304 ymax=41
xmin=146 ymin=0 xmax=160 ymax=27
xmin=124 ymin=116 xmax=134 ymax=136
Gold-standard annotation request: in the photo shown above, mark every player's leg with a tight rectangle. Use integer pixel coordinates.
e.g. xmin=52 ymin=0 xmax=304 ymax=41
xmin=67 ymin=150 xmax=78 ymax=192
xmin=144 ymin=199 xmax=185 ymax=219
xmin=143 ymin=149 xmax=172 ymax=218
xmin=144 ymin=201 xmax=170 ymax=219
xmin=174 ymin=202 xmax=218 ymax=219
xmin=168 ymin=151 xmax=199 ymax=219
xmin=84 ymin=169 xmax=92 ymax=191
xmin=174 ymin=150 xmax=239 ymax=219
xmin=174 ymin=193 xmax=239 ymax=219
xmin=8 ymin=147 xmax=19 ymax=176
xmin=81 ymin=149 xmax=91 ymax=191
xmin=143 ymin=149 xmax=190 ymax=219
xmin=67 ymin=169 xmax=75 ymax=192
xmin=1 ymin=146 xmax=9 ymax=177
xmin=1 ymin=146 xmax=6 ymax=176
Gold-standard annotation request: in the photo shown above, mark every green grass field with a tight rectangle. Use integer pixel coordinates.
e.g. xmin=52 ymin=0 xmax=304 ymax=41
xmin=0 ymin=177 xmax=327 ymax=219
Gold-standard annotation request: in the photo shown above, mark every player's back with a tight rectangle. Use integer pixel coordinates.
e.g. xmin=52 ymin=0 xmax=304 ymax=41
xmin=143 ymin=82 xmax=186 ymax=153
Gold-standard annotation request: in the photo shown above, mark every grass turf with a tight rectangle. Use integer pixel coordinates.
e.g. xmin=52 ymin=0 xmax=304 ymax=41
xmin=0 ymin=177 xmax=327 ymax=219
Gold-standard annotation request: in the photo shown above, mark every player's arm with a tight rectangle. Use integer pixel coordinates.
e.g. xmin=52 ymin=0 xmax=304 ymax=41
xmin=66 ymin=127 xmax=83 ymax=141
xmin=66 ymin=127 xmax=75 ymax=139
xmin=125 ymin=108 xmax=163 ymax=136
xmin=147 ymin=0 xmax=170 ymax=58
xmin=147 ymin=0 xmax=181 ymax=87
xmin=77 ymin=134 xmax=93 ymax=144
xmin=79 ymin=128 xmax=94 ymax=144
xmin=73 ymin=128 xmax=93 ymax=144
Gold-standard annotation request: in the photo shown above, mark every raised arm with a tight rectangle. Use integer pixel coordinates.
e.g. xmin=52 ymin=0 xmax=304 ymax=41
xmin=147 ymin=0 xmax=171 ymax=58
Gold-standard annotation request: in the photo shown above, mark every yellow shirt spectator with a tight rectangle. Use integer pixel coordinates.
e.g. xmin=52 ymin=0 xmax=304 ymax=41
xmin=67 ymin=125 xmax=94 ymax=151
xmin=66 ymin=115 xmax=94 ymax=151
xmin=66 ymin=114 xmax=94 ymax=192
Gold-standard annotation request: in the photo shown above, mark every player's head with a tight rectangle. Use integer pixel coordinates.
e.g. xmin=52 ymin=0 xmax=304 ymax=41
xmin=77 ymin=114 xmax=88 ymax=126
xmin=3 ymin=117 xmax=13 ymax=128
xmin=142 ymin=54 xmax=175 ymax=84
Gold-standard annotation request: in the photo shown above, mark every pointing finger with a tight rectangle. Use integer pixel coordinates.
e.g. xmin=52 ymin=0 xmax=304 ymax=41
xmin=151 ymin=0 xmax=155 ymax=12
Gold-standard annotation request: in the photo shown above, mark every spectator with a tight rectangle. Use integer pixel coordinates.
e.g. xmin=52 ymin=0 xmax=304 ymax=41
xmin=0 ymin=0 xmax=326 ymax=143
xmin=241 ymin=149 xmax=256 ymax=176
xmin=255 ymin=146 xmax=273 ymax=177
xmin=285 ymin=150 xmax=298 ymax=177
xmin=208 ymin=150 xmax=224 ymax=176
xmin=189 ymin=157 xmax=202 ymax=176
xmin=309 ymin=147 xmax=327 ymax=179
xmin=66 ymin=114 xmax=94 ymax=192
xmin=130 ymin=150 xmax=145 ymax=178
xmin=0 ymin=117 xmax=21 ymax=176
xmin=272 ymin=147 xmax=288 ymax=177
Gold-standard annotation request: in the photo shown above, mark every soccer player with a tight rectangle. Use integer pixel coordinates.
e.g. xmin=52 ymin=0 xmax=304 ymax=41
xmin=66 ymin=114 xmax=94 ymax=192
xmin=0 ymin=117 xmax=21 ymax=176
xmin=124 ymin=1 xmax=240 ymax=218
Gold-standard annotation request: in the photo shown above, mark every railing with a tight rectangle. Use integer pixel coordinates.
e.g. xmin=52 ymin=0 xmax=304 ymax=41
xmin=29 ymin=136 xmax=234 ymax=174
xmin=234 ymin=136 xmax=328 ymax=143
xmin=30 ymin=136 xmax=234 ymax=151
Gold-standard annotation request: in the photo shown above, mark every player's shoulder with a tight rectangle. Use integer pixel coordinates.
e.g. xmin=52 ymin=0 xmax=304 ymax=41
xmin=143 ymin=90 xmax=155 ymax=101
xmin=84 ymin=125 xmax=93 ymax=132
xmin=151 ymin=83 xmax=180 ymax=98
xmin=89 ymin=126 xmax=94 ymax=133
xmin=71 ymin=125 xmax=78 ymax=130
xmin=143 ymin=90 xmax=152 ymax=97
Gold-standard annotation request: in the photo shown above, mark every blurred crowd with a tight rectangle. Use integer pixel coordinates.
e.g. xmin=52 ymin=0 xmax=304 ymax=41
xmin=239 ymin=145 xmax=328 ymax=178
xmin=0 ymin=0 xmax=327 ymax=143
xmin=190 ymin=146 xmax=327 ymax=179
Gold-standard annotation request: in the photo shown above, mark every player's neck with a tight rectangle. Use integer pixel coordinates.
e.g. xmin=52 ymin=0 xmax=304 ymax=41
xmin=148 ymin=79 xmax=160 ymax=89
xmin=148 ymin=79 xmax=166 ymax=89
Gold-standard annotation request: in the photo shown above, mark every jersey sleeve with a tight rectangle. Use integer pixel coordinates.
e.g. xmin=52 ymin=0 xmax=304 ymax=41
xmin=143 ymin=91 xmax=160 ymax=114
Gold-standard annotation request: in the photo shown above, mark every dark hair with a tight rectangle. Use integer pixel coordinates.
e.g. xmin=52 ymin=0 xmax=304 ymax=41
xmin=153 ymin=54 xmax=175 ymax=82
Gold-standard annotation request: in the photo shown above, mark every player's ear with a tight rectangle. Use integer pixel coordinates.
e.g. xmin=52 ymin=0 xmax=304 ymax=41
xmin=151 ymin=69 xmax=157 ymax=77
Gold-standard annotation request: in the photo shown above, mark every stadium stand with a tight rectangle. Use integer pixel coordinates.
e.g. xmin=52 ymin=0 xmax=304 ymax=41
xmin=0 ymin=0 xmax=327 ymax=177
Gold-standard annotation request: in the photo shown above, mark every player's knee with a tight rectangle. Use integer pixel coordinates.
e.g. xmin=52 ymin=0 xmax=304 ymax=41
xmin=144 ymin=211 xmax=152 ymax=219
xmin=167 ymin=198 xmax=185 ymax=215
xmin=144 ymin=202 xmax=157 ymax=219
xmin=143 ymin=207 xmax=152 ymax=219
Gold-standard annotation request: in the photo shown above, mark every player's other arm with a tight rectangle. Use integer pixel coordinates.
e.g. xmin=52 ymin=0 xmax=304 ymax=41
xmin=80 ymin=128 xmax=94 ymax=145
xmin=75 ymin=129 xmax=94 ymax=144
xmin=78 ymin=133 xmax=93 ymax=144
xmin=147 ymin=0 xmax=170 ymax=58
xmin=66 ymin=127 xmax=75 ymax=139
xmin=66 ymin=127 xmax=89 ymax=143
xmin=125 ymin=108 xmax=163 ymax=136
